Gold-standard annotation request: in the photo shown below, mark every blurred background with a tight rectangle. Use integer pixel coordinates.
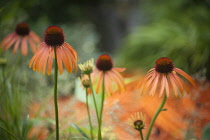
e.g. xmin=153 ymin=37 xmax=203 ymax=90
xmin=0 ymin=0 xmax=210 ymax=139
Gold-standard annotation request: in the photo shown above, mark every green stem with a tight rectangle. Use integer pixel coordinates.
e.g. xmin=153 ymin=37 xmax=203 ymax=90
xmin=0 ymin=126 xmax=18 ymax=140
xmin=98 ymin=73 xmax=105 ymax=140
xmin=145 ymin=94 xmax=167 ymax=140
xmin=86 ymin=88 xmax=94 ymax=140
xmin=88 ymin=74 xmax=100 ymax=124
xmin=54 ymin=47 xmax=59 ymax=140
xmin=139 ymin=129 xmax=144 ymax=140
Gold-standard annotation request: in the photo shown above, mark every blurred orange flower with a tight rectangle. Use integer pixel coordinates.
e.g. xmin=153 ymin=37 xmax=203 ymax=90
xmin=138 ymin=57 xmax=196 ymax=97
xmin=29 ymin=26 xmax=78 ymax=75
xmin=92 ymin=54 xmax=125 ymax=95
xmin=0 ymin=22 xmax=41 ymax=56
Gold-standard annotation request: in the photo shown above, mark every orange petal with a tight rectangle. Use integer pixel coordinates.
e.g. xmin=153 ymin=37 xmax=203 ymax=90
xmin=174 ymin=68 xmax=196 ymax=87
xmin=56 ymin=47 xmax=63 ymax=74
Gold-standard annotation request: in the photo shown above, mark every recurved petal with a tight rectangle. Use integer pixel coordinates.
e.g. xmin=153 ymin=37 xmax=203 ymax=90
xmin=174 ymin=68 xmax=196 ymax=87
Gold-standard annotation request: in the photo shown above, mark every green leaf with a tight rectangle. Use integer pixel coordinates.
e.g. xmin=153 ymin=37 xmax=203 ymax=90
xmin=22 ymin=115 xmax=30 ymax=138
xmin=201 ymin=123 xmax=210 ymax=139
xmin=71 ymin=123 xmax=90 ymax=140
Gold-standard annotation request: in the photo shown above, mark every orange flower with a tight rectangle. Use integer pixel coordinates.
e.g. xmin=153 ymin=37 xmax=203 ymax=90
xmin=0 ymin=22 xmax=41 ymax=56
xmin=137 ymin=57 xmax=196 ymax=97
xmin=92 ymin=54 xmax=125 ymax=95
xmin=29 ymin=26 xmax=78 ymax=75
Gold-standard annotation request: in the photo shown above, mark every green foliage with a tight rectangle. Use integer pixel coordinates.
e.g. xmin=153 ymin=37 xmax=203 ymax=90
xmin=117 ymin=0 xmax=210 ymax=75
xmin=201 ymin=123 xmax=210 ymax=139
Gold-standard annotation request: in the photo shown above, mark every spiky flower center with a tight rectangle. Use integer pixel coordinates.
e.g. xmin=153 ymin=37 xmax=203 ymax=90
xmin=44 ymin=26 xmax=65 ymax=47
xmin=133 ymin=120 xmax=144 ymax=130
xmin=15 ymin=23 xmax=30 ymax=36
xmin=155 ymin=57 xmax=174 ymax=73
xmin=96 ymin=54 xmax=113 ymax=71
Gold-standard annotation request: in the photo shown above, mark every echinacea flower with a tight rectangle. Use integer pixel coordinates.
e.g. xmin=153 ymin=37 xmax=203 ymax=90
xmin=137 ymin=57 xmax=196 ymax=97
xmin=29 ymin=25 xmax=78 ymax=75
xmin=0 ymin=22 xmax=41 ymax=56
xmin=92 ymin=54 xmax=125 ymax=95
xmin=127 ymin=112 xmax=146 ymax=130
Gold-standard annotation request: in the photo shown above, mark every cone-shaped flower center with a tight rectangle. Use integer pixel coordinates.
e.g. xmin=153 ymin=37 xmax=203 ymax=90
xmin=44 ymin=26 xmax=65 ymax=47
xmin=155 ymin=57 xmax=174 ymax=73
xmin=15 ymin=23 xmax=30 ymax=36
xmin=96 ymin=54 xmax=113 ymax=71
xmin=133 ymin=120 xmax=144 ymax=130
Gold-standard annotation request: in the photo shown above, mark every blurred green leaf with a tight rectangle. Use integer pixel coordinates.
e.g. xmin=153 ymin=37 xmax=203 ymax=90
xmin=201 ymin=123 xmax=210 ymax=139
xmin=71 ymin=123 xmax=90 ymax=140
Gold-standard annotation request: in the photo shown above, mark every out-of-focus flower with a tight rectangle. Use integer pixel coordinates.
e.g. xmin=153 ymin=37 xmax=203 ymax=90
xmin=92 ymin=54 xmax=125 ymax=95
xmin=127 ymin=112 xmax=146 ymax=131
xmin=78 ymin=58 xmax=94 ymax=74
xmin=29 ymin=25 xmax=78 ymax=75
xmin=137 ymin=57 xmax=196 ymax=97
xmin=0 ymin=22 xmax=41 ymax=56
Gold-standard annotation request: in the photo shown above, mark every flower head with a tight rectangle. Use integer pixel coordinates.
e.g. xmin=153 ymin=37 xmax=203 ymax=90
xmin=78 ymin=58 xmax=94 ymax=74
xmin=92 ymin=54 xmax=125 ymax=95
xmin=29 ymin=25 xmax=78 ymax=75
xmin=80 ymin=74 xmax=92 ymax=95
xmin=0 ymin=22 xmax=41 ymax=56
xmin=137 ymin=57 xmax=196 ymax=97
xmin=127 ymin=112 xmax=146 ymax=131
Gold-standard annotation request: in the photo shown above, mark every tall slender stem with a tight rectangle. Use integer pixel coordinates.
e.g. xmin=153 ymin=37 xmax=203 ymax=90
xmin=0 ymin=126 xmax=18 ymax=140
xmin=139 ymin=129 xmax=144 ymax=140
xmin=54 ymin=47 xmax=59 ymax=140
xmin=98 ymin=72 xmax=105 ymax=140
xmin=88 ymin=74 xmax=100 ymax=123
xmin=86 ymin=88 xmax=94 ymax=140
xmin=145 ymin=94 xmax=167 ymax=140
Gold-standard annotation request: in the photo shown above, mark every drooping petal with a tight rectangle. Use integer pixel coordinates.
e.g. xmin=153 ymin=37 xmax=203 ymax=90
xmin=148 ymin=73 xmax=159 ymax=96
xmin=12 ymin=38 xmax=21 ymax=54
xmin=174 ymin=68 xmax=196 ymax=87
xmin=28 ymin=37 xmax=37 ymax=53
xmin=168 ymin=73 xmax=179 ymax=97
xmin=59 ymin=46 xmax=71 ymax=73
xmin=159 ymin=74 xmax=165 ymax=97
xmin=29 ymin=31 xmax=42 ymax=44
xmin=96 ymin=71 xmax=103 ymax=93
xmin=21 ymin=36 xmax=28 ymax=56
xmin=29 ymin=43 xmax=45 ymax=68
xmin=141 ymin=71 xmax=157 ymax=95
xmin=1 ymin=33 xmax=16 ymax=47
xmin=4 ymin=35 xmax=19 ymax=50
xmin=137 ymin=71 xmax=154 ymax=89
xmin=56 ymin=47 xmax=63 ymax=74
xmin=47 ymin=48 xmax=54 ymax=75
xmin=163 ymin=75 xmax=170 ymax=97
xmin=171 ymin=73 xmax=184 ymax=96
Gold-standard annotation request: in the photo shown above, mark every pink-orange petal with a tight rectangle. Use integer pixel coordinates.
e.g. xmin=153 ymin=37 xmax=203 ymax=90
xmin=21 ymin=36 xmax=28 ymax=56
xmin=56 ymin=47 xmax=63 ymax=74
xmin=163 ymin=75 xmax=170 ymax=97
xmin=47 ymin=48 xmax=54 ymax=75
xmin=168 ymin=73 xmax=179 ymax=97
xmin=159 ymin=74 xmax=165 ymax=97
xmin=12 ymin=38 xmax=21 ymax=54
xmin=96 ymin=71 xmax=103 ymax=93
xmin=174 ymin=68 xmax=196 ymax=87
